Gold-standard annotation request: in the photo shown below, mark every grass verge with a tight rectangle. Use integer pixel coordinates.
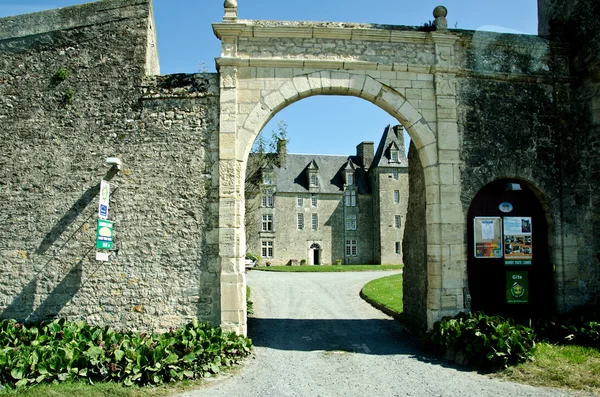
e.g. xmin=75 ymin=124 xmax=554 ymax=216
xmin=252 ymin=264 xmax=403 ymax=272
xmin=360 ymin=273 xmax=403 ymax=315
xmin=496 ymin=343 xmax=600 ymax=393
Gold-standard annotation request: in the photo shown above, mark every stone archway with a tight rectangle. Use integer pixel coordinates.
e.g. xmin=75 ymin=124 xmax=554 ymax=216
xmin=214 ymin=3 xmax=465 ymax=335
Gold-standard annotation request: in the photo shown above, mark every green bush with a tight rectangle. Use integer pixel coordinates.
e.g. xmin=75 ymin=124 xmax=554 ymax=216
xmin=422 ymin=312 xmax=536 ymax=369
xmin=245 ymin=253 xmax=260 ymax=262
xmin=530 ymin=306 xmax=599 ymax=349
xmin=0 ymin=318 xmax=252 ymax=389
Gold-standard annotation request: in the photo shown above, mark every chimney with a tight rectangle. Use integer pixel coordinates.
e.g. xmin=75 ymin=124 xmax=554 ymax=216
xmin=356 ymin=141 xmax=374 ymax=170
xmin=277 ymin=139 xmax=287 ymax=168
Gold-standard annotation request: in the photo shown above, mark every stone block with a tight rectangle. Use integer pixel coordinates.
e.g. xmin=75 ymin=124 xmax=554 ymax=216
xmin=348 ymin=73 xmax=367 ymax=95
xmin=441 ymin=294 xmax=457 ymax=309
xmin=398 ymin=100 xmax=423 ymax=127
xmin=361 ymin=77 xmax=383 ymax=101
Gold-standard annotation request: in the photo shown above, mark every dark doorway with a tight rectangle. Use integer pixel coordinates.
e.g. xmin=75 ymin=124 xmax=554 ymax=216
xmin=311 ymin=243 xmax=321 ymax=265
xmin=467 ymin=179 xmax=553 ymax=318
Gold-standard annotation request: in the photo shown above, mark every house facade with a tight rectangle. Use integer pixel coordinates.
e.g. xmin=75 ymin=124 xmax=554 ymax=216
xmin=246 ymin=125 xmax=408 ymax=266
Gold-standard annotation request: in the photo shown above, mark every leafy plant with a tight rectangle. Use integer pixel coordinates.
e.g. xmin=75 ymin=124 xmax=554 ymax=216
xmin=529 ymin=306 xmax=599 ymax=349
xmin=51 ymin=67 xmax=69 ymax=86
xmin=62 ymin=88 xmax=74 ymax=105
xmin=422 ymin=312 xmax=536 ymax=369
xmin=246 ymin=286 xmax=254 ymax=315
xmin=245 ymin=253 xmax=260 ymax=262
xmin=0 ymin=318 xmax=252 ymax=389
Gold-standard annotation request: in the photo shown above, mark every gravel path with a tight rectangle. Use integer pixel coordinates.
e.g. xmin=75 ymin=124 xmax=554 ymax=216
xmin=177 ymin=271 xmax=590 ymax=397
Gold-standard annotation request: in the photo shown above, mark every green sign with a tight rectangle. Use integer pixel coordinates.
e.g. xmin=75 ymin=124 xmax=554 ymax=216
xmin=506 ymin=271 xmax=529 ymax=304
xmin=96 ymin=219 xmax=114 ymax=250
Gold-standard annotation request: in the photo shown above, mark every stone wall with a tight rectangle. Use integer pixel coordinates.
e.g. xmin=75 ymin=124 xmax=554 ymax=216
xmin=402 ymin=142 xmax=427 ymax=333
xmin=456 ymin=25 xmax=599 ymax=310
xmin=0 ymin=0 xmax=220 ymax=331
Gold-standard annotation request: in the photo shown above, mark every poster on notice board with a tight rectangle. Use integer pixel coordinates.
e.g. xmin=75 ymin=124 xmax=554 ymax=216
xmin=474 ymin=217 xmax=503 ymax=258
xmin=503 ymin=217 xmax=532 ymax=265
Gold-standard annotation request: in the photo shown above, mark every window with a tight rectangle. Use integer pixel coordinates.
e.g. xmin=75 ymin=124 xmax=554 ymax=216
xmin=311 ymin=214 xmax=318 ymax=231
xmin=345 ymin=214 xmax=357 ymax=230
xmin=395 ymin=242 xmax=401 ymax=254
xmin=394 ymin=190 xmax=400 ymax=204
xmin=345 ymin=239 xmax=357 ymax=256
xmin=347 ymin=173 xmax=354 ymax=185
xmin=391 ymin=150 xmax=399 ymax=162
xmin=262 ymin=214 xmax=273 ymax=232
xmin=297 ymin=196 xmax=303 ymax=207
xmin=311 ymin=195 xmax=317 ymax=207
xmin=261 ymin=241 xmax=273 ymax=258
xmin=297 ymin=213 xmax=304 ymax=230
xmin=395 ymin=215 xmax=401 ymax=229
xmin=310 ymin=174 xmax=318 ymax=186
xmin=263 ymin=172 xmax=272 ymax=185
xmin=393 ymin=169 xmax=398 ymax=180
xmin=345 ymin=190 xmax=356 ymax=207
xmin=262 ymin=189 xmax=274 ymax=208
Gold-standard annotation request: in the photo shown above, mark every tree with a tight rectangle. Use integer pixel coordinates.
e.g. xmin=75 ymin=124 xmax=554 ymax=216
xmin=244 ymin=121 xmax=288 ymax=253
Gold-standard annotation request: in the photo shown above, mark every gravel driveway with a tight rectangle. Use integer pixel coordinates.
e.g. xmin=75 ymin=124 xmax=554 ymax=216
xmin=178 ymin=271 xmax=590 ymax=397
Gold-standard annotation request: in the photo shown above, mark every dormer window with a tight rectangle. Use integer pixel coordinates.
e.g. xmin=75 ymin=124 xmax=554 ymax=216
xmin=346 ymin=173 xmax=354 ymax=186
xmin=263 ymin=171 xmax=272 ymax=185
xmin=310 ymin=174 xmax=318 ymax=187
xmin=391 ymin=150 xmax=399 ymax=162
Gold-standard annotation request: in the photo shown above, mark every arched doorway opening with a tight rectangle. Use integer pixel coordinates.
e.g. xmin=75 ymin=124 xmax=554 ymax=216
xmin=310 ymin=243 xmax=321 ymax=265
xmin=467 ymin=179 xmax=554 ymax=318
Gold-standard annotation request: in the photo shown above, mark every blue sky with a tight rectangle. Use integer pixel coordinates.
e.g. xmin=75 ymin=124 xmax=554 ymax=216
xmin=0 ymin=0 xmax=539 ymax=155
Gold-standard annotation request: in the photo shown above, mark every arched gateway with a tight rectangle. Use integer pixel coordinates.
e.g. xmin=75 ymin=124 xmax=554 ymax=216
xmin=213 ymin=3 xmax=465 ymax=334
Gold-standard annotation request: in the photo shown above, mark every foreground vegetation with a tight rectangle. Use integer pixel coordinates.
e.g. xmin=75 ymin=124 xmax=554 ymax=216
xmin=0 ymin=319 xmax=251 ymax=392
xmin=253 ymin=264 xmax=403 ymax=272
xmin=360 ymin=274 xmax=599 ymax=392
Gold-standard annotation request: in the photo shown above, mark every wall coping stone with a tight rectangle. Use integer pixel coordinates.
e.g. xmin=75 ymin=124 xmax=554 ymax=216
xmin=0 ymin=0 xmax=150 ymax=41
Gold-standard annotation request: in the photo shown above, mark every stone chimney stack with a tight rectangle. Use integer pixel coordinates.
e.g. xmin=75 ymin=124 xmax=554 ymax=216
xmin=277 ymin=138 xmax=287 ymax=168
xmin=356 ymin=141 xmax=374 ymax=170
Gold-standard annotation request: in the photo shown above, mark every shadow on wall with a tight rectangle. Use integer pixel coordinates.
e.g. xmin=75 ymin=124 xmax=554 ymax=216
xmin=1 ymin=167 xmax=119 ymax=323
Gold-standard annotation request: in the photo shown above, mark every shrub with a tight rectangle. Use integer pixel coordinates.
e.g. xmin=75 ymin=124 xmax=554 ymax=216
xmin=422 ymin=312 xmax=536 ymax=369
xmin=530 ymin=306 xmax=599 ymax=349
xmin=245 ymin=253 xmax=260 ymax=262
xmin=0 ymin=318 xmax=252 ymax=389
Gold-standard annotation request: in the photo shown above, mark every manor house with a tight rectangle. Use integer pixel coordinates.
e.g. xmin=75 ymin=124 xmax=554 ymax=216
xmin=246 ymin=125 xmax=408 ymax=266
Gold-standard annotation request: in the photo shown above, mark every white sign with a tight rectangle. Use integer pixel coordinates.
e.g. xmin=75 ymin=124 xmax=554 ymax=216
xmin=98 ymin=180 xmax=110 ymax=219
xmin=96 ymin=252 xmax=109 ymax=262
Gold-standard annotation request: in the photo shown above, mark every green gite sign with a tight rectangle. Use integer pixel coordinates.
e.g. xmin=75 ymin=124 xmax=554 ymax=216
xmin=96 ymin=219 xmax=114 ymax=250
xmin=506 ymin=271 xmax=529 ymax=304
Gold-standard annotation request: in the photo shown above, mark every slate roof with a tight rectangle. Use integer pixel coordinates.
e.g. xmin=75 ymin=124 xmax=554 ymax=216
xmin=271 ymin=154 xmax=371 ymax=194
xmin=372 ymin=124 xmax=408 ymax=168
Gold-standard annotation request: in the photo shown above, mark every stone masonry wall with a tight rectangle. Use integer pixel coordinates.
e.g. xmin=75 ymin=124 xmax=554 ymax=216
xmin=402 ymin=142 xmax=427 ymax=333
xmin=456 ymin=27 xmax=599 ymax=310
xmin=0 ymin=0 xmax=220 ymax=332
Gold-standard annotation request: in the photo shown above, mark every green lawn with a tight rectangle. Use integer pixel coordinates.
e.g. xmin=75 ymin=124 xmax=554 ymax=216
xmin=360 ymin=273 xmax=403 ymax=314
xmin=497 ymin=343 xmax=600 ymax=393
xmin=252 ymin=264 xmax=403 ymax=272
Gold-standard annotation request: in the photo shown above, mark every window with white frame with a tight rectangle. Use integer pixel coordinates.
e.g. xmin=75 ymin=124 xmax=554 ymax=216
xmin=261 ymin=241 xmax=273 ymax=258
xmin=297 ymin=196 xmax=303 ymax=207
xmin=263 ymin=171 xmax=272 ymax=185
xmin=311 ymin=214 xmax=318 ymax=231
xmin=393 ymin=169 xmax=399 ymax=180
xmin=345 ymin=214 xmax=357 ymax=230
xmin=262 ymin=214 xmax=273 ymax=232
xmin=394 ymin=190 xmax=400 ymax=204
xmin=310 ymin=174 xmax=318 ymax=186
xmin=345 ymin=239 xmax=357 ymax=256
xmin=395 ymin=215 xmax=401 ymax=229
xmin=311 ymin=195 xmax=317 ymax=207
xmin=345 ymin=190 xmax=356 ymax=207
xmin=391 ymin=150 xmax=399 ymax=162
xmin=395 ymin=242 xmax=401 ymax=254
xmin=297 ymin=213 xmax=304 ymax=230
xmin=347 ymin=173 xmax=354 ymax=185
xmin=262 ymin=189 xmax=274 ymax=208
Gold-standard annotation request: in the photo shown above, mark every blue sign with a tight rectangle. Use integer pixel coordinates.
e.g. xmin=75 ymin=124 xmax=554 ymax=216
xmin=99 ymin=204 xmax=108 ymax=218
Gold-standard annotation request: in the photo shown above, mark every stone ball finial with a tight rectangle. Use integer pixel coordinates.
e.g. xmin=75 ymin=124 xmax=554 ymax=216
xmin=433 ymin=5 xmax=448 ymax=19
xmin=224 ymin=0 xmax=238 ymax=8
